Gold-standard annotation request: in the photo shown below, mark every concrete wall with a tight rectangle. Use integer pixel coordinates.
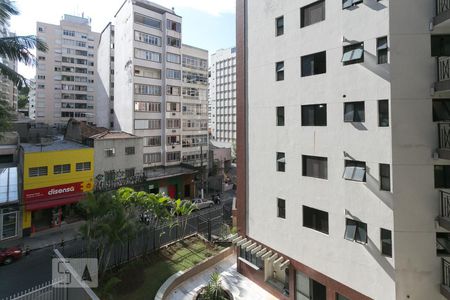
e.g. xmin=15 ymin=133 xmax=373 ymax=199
xmin=93 ymin=137 xmax=143 ymax=177
xmin=96 ymin=24 xmax=113 ymax=129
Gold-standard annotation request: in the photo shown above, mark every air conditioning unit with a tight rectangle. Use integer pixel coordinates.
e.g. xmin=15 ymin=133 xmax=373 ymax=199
xmin=172 ymin=112 xmax=176 ymax=116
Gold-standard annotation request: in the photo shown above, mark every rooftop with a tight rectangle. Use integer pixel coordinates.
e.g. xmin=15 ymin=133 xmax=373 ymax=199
xmin=22 ymin=139 xmax=89 ymax=153
xmin=90 ymin=131 xmax=140 ymax=140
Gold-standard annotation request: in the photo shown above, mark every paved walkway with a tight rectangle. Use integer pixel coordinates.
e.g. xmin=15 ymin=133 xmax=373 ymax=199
xmin=167 ymin=255 xmax=279 ymax=300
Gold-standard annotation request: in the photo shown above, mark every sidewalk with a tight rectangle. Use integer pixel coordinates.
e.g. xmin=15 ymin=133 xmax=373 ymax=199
xmin=167 ymin=255 xmax=278 ymax=300
xmin=0 ymin=221 xmax=84 ymax=251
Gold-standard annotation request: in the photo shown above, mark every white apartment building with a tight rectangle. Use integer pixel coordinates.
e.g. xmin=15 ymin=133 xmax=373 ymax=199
xmin=235 ymin=1 xmax=450 ymax=300
xmin=209 ymin=47 xmax=236 ymax=147
xmin=28 ymin=80 xmax=36 ymax=120
xmin=35 ymin=15 xmax=99 ymax=126
xmin=97 ymin=0 xmax=209 ymax=170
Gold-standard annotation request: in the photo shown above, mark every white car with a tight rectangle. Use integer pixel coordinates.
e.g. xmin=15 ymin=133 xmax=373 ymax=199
xmin=192 ymin=198 xmax=215 ymax=210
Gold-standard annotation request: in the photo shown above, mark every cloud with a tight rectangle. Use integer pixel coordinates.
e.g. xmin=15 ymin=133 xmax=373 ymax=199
xmin=151 ymin=0 xmax=235 ymax=16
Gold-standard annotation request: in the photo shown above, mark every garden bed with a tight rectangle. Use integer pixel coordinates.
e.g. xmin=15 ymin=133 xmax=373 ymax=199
xmin=96 ymin=235 xmax=225 ymax=300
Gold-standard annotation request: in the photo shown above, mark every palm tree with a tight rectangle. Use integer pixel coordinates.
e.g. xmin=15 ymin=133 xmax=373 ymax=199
xmin=200 ymin=272 xmax=228 ymax=300
xmin=0 ymin=0 xmax=47 ymax=88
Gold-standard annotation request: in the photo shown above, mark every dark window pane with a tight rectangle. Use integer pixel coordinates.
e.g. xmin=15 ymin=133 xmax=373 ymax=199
xmin=301 ymin=0 xmax=325 ymax=28
xmin=277 ymin=152 xmax=286 ymax=172
xmin=303 ymin=206 xmax=329 ymax=234
xmin=342 ymin=42 xmax=364 ymax=65
xmin=431 ymin=35 xmax=450 ymax=57
xmin=433 ymin=99 xmax=450 ymax=121
xmin=381 ymin=228 xmax=392 ymax=257
xmin=276 ymin=16 xmax=284 ymax=36
xmin=343 ymin=160 xmax=366 ymax=182
xmin=380 ymin=164 xmax=391 ymax=191
xmin=378 ymin=100 xmax=389 ymax=127
xmin=277 ymin=106 xmax=285 ymax=126
xmin=302 ymin=155 xmax=327 ymax=179
xmin=437 ymin=232 xmax=450 ymax=255
xmin=344 ymin=102 xmax=365 ymax=122
xmin=301 ymin=51 xmax=326 ymax=77
xmin=278 ymin=198 xmax=286 ymax=219
xmin=302 ymin=104 xmax=327 ymax=126
xmin=435 ymin=165 xmax=450 ymax=188
xmin=276 ymin=61 xmax=284 ymax=81
xmin=345 ymin=218 xmax=367 ymax=244
xmin=377 ymin=37 xmax=388 ymax=64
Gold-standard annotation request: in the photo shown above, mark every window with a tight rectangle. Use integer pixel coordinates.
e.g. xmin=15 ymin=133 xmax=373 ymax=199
xmin=277 ymin=152 xmax=285 ymax=172
xmin=343 ymin=160 xmax=366 ymax=182
xmin=303 ymin=206 xmax=329 ymax=234
xmin=301 ymin=0 xmax=325 ymax=28
xmin=166 ymin=102 xmax=180 ymax=112
xmin=276 ymin=106 xmax=285 ymax=126
xmin=336 ymin=294 xmax=350 ymax=300
xmin=134 ymin=13 xmax=161 ymax=29
xmin=302 ymin=155 xmax=327 ymax=179
xmin=433 ymin=99 xmax=450 ymax=121
xmin=377 ymin=36 xmax=388 ymax=64
xmin=29 ymin=167 xmax=48 ymax=177
xmin=125 ymin=168 xmax=135 ymax=177
xmin=301 ymin=104 xmax=327 ymax=126
xmin=435 ymin=165 xmax=450 ymax=188
xmin=381 ymin=228 xmax=392 ymax=257
xmin=167 ymin=119 xmax=181 ymax=129
xmin=134 ymin=102 xmax=161 ymax=112
xmin=166 ymin=85 xmax=181 ymax=96
xmin=167 ymin=135 xmax=181 ymax=145
xmin=134 ymin=119 xmax=161 ymax=130
xmin=431 ymin=35 xmax=450 ymax=57
xmin=143 ymin=153 xmax=162 ymax=164
xmin=167 ymin=53 xmax=181 ymax=64
xmin=276 ymin=61 xmax=284 ymax=81
xmin=301 ymin=51 xmax=326 ymax=77
xmin=125 ymin=147 xmax=135 ymax=155
xmin=105 ymin=148 xmax=115 ymax=157
xmin=167 ymin=151 xmax=181 ymax=162
xmin=166 ymin=69 xmax=181 ymax=80
xmin=134 ymin=48 xmax=161 ymax=62
xmin=437 ymin=233 xmax=450 ymax=255
xmin=53 ymin=164 xmax=71 ymax=174
xmin=296 ymin=271 xmax=327 ymax=300
xmin=134 ymin=66 xmax=161 ymax=79
xmin=342 ymin=43 xmax=364 ymax=65
xmin=345 ymin=218 xmax=367 ymax=244
xmin=134 ymin=31 xmax=161 ymax=46
xmin=143 ymin=136 xmax=161 ymax=147
xmin=344 ymin=101 xmax=365 ymax=122
xmin=378 ymin=100 xmax=389 ymax=127
xmin=167 ymin=19 xmax=181 ymax=32
xmin=167 ymin=36 xmax=181 ymax=48
xmin=134 ymin=84 xmax=161 ymax=96
xmin=275 ymin=16 xmax=284 ymax=36
xmin=343 ymin=0 xmax=363 ymax=9
xmin=76 ymin=162 xmax=91 ymax=172
xmin=277 ymin=198 xmax=286 ymax=219
xmin=380 ymin=164 xmax=390 ymax=191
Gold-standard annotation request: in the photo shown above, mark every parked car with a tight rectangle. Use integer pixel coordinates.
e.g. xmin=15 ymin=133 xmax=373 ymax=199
xmin=192 ymin=198 xmax=215 ymax=210
xmin=0 ymin=246 xmax=22 ymax=265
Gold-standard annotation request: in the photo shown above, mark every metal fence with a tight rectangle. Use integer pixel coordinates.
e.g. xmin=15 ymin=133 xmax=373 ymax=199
xmin=61 ymin=205 xmax=228 ymax=272
xmin=1 ymin=280 xmax=65 ymax=300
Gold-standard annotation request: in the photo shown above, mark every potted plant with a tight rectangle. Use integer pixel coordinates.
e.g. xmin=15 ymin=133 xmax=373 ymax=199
xmin=196 ymin=272 xmax=233 ymax=300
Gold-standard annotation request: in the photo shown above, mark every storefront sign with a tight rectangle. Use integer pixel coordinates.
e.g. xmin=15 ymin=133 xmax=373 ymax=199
xmin=24 ymin=182 xmax=84 ymax=202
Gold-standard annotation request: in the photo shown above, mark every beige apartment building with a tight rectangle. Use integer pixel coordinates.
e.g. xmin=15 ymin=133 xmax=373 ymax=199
xmin=35 ymin=14 xmax=99 ymax=126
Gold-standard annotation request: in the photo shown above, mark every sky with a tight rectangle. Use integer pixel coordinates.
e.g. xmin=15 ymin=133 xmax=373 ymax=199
xmin=10 ymin=0 xmax=236 ymax=79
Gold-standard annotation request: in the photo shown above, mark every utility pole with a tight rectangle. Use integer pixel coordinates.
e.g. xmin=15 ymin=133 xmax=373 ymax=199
xmin=200 ymin=144 xmax=204 ymax=199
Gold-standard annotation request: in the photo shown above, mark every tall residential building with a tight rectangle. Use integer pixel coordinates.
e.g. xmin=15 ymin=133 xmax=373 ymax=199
xmin=35 ymin=14 xmax=99 ymax=126
xmin=0 ymin=27 xmax=18 ymax=110
xmin=208 ymin=47 xmax=236 ymax=147
xmin=28 ymin=80 xmax=36 ymax=120
xmin=235 ymin=1 xmax=450 ymax=300
xmin=97 ymin=0 xmax=209 ymax=172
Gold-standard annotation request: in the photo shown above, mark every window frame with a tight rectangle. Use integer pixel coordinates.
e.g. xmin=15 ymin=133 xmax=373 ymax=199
xmin=277 ymin=152 xmax=286 ymax=172
xmin=380 ymin=228 xmax=392 ymax=257
xmin=125 ymin=147 xmax=135 ymax=156
xmin=301 ymin=0 xmax=326 ymax=28
xmin=303 ymin=205 xmax=329 ymax=234
xmin=342 ymin=0 xmax=363 ymax=9
xmin=377 ymin=36 xmax=388 ymax=65
xmin=301 ymin=51 xmax=326 ymax=77
xmin=379 ymin=163 xmax=391 ymax=191
xmin=301 ymin=104 xmax=327 ymax=126
xmin=344 ymin=218 xmax=368 ymax=244
xmin=344 ymin=101 xmax=365 ymax=123
xmin=342 ymin=42 xmax=364 ymax=65
xmin=275 ymin=16 xmax=284 ymax=36
xmin=378 ymin=99 xmax=389 ymax=127
xmin=53 ymin=164 xmax=71 ymax=175
xmin=276 ymin=106 xmax=285 ymax=126
xmin=302 ymin=155 xmax=328 ymax=179
xmin=343 ymin=160 xmax=366 ymax=182
xmin=276 ymin=61 xmax=284 ymax=81
xmin=277 ymin=198 xmax=286 ymax=219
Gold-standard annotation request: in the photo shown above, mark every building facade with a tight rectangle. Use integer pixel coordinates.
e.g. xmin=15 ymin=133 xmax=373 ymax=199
xmin=28 ymin=80 xmax=36 ymax=120
xmin=35 ymin=15 xmax=99 ymax=126
xmin=21 ymin=139 xmax=94 ymax=234
xmin=236 ymin=1 xmax=450 ymax=300
xmin=96 ymin=0 xmax=208 ymax=197
xmin=208 ymin=47 xmax=236 ymax=148
xmin=0 ymin=26 xmax=18 ymax=111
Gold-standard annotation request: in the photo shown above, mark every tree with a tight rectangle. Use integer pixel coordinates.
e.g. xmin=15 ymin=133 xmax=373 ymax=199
xmin=17 ymin=85 xmax=29 ymax=109
xmin=200 ymin=272 xmax=228 ymax=300
xmin=0 ymin=98 xmax=12 ymax=137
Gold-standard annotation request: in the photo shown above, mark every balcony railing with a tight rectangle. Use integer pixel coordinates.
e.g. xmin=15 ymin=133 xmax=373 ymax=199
xmin=441 ymin=191 xmax=450 ymax=218
xmin=439 ymin=57 xmax=450 ymax=82
xmin=439 ymin=123 xmax=450 ymax=150
xmin=438 ymin=0 xmax=450 ymax=15
xmin=442 ymin=258 xmax=450 ymax=298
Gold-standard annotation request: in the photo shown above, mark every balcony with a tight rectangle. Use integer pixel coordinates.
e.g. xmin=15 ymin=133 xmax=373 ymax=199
xmin=438 ymin=123 xmax=450 ymax=159
xmin=435 ymin=0 xmax=450 ymax=28
xmin=439 ymin=191 xmax=450 ymax=230
xmin=442 ymin=258 xmax=450 ymax=298
xmin=435 ymin=57 xmax=450 ymax=93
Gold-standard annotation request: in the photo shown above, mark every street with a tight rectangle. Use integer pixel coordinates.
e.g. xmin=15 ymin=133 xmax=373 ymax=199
xmin=0 ymin=191 xmax=234 ymax=298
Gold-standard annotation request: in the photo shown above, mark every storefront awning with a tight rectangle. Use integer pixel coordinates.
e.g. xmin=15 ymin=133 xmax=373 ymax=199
xmin=25 ymin=193 xmax=85 ymax=211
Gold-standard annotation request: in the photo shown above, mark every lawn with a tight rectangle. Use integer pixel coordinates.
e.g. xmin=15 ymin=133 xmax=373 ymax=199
xmin=97 ymin=235 xmax=225 ymax=300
